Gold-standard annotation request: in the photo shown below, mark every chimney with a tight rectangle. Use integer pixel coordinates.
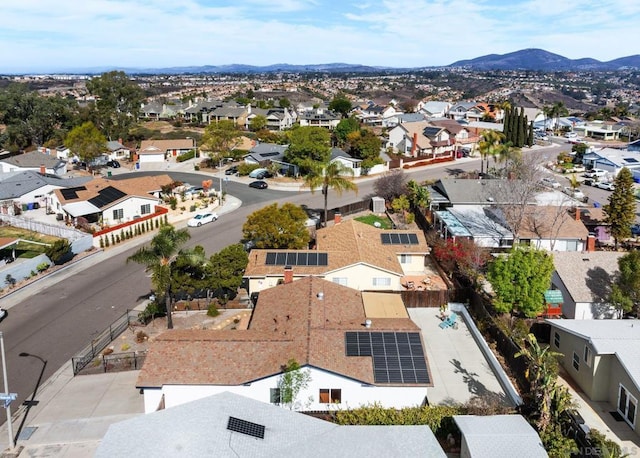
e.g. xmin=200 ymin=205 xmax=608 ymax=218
xmin=283 ymin=266 xmax=293 ymax=284
xmin=575 ymin=207 xmax=581 ymax=221
xmin=586 ymin=235 xmax=596 ymax=252
xmin=334 ymin=213 xmax=342 ymax=225
xmin=410 ymin=132 xmax=418 ymax=157
xmin=39 ymin=165 xmax=46 ymax=175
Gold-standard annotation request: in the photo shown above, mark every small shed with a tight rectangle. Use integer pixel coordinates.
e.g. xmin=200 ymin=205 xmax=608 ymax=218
xmin=372 ymin=196 xmax=385 ymax=213
xmin=541 ymin=289 xmax=563 ymax=318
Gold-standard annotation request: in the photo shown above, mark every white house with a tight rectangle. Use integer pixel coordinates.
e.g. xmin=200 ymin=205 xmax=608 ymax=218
xmin=582 ymin=147 xmax=640 ymax=179
xmin=106 ymin=140 xmax=131 ymax=161
xmin=137 ymin=277 xmax=433 ymax=414
xmin=0 ymin=151 xmax=67 ymax=176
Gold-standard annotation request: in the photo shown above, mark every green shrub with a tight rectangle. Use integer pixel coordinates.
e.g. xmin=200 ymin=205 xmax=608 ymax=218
xmin=45 ymin=239 xmax=72 ymax=265
xmin=176 ymin=150 xmax=196 ymax=162
xmin=237 ymin=163 xmax=261 ymax=176
xmin=207 ymin=303 xmax=220 ymax=317
xmin=587 ymin=429 xmax=622 ymax=458
xmin=36 ymin=262 xmax=50 ymax=272
xmin=190 ymin=205 xmax=197 ymax=212
xmin=99 ymin=237 xmax=104 ymax=248
xmin=540 ymin=423 xmax=578 ymax=458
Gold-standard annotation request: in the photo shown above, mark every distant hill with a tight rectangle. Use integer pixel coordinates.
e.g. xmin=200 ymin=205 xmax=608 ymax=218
xmin=448 ymin=48 xmax=640 ymax=71
xmin=112 ymin=62 xmax=394 ymax=75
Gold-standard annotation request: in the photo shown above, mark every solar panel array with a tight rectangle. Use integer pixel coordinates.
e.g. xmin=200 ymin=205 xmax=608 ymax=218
xmin=345 ymin=332 xmax=430 ymax=384
xmin=380 ymin=233 xmax=419 ymax=245
xmin=60 ymin=186 xmax=87 ymax=200
xmin=265 ymin=252 xmax=328 ymax=266
xmin=227 ymin=416 xmax=265 ymax=439
xmin=88 ymin=186 xmax=127 ymax=208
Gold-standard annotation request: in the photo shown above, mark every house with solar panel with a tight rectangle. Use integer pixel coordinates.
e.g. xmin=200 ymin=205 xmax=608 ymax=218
xmin=243 ymin=219 xmax=446 ymax=296
xmin=136 ymin=276 xmax=433 ymax=414
xmin=50 ymin=175 xmax=173 ymax=226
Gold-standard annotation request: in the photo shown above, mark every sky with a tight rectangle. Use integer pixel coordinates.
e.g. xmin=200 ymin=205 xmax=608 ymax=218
xmin=2 ymin=0 xmax=639 ymax=73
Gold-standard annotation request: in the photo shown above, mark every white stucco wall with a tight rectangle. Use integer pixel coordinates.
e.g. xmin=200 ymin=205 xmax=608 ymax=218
xmin=142 ymin=366 xmax=427 ymax=414
xmin=102 ymin=196 xmax=161 ymax=225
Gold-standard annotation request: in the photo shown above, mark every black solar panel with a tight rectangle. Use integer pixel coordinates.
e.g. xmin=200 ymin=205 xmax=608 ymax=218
xmin=60 ymin=186 xmax=86 ymax=200
xmin=88 ymin=186 xmax=126 ymax=208
xmin=264 ymin=252 xmax=329 ymax=266
xmin=344 ymin=332 xmax=430 ymax=384
xmin=380 ymin=233 xmax=420 ymax=245
xmin=227 ymin=416 xmax=265 ymax=439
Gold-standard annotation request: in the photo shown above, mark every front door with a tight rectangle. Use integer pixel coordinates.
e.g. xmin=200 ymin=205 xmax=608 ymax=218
xmin=618 ymin=384 xmax=638 ymax=428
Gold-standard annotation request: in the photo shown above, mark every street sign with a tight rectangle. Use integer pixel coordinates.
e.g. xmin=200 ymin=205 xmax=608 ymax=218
xmin=0 ymin=393 xmax=17 ymax=408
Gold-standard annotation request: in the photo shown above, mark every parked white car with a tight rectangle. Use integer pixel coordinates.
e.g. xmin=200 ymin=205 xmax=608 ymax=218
xmin=564 ymin=132 xmax=578 ymax=138
xmin=187 ymin=212 xmax=219 ymax=227
xmin=584 ymin=168 xmax=607 ymax=178
xmin=595 ymin=181 xmax=615 ymax=191
xmin=563 ymin=187 xmax=585 ymax=200
xmin=540 ymin=177 xmax=561 ymax=188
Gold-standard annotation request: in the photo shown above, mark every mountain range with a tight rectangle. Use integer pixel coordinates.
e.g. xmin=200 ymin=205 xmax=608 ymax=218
xmin=26 ymin=49 xmax=640 ymax=75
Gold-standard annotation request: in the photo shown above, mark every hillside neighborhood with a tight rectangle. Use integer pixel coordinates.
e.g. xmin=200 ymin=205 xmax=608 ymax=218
xmin=0 ymin=67 xmax=639 ymax=458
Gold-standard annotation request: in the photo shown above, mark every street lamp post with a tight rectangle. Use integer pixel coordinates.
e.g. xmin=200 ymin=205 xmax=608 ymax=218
xmin=0 ymin=333 xmax=16 ymax=450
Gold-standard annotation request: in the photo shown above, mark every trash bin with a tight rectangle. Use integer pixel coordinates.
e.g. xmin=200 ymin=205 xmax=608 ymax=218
xmin=26 ymin=203 xmax=34 ymax=210
xmin=135 ymin=162 xmax=140 ymax=170
xmin=107 ymin=171 xmax=112 ymax=177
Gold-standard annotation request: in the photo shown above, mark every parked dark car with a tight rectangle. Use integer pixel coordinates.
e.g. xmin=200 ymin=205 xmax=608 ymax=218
xmin=249 ymin=180 xmax=268 ymax=189
xmin=107 ymin=160 xmax=121 ymax=168
xmin=255 ymin=170 xmax=273 ymax=179
xmin=225 ymin=165 xmax=238 ymax=175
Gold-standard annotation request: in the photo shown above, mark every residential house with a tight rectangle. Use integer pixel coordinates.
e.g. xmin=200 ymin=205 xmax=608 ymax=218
xmin=136 ymin=277 xmax=433 ymax=413
xmin=243 ymin=219 xmax=444 ymax=296
xmin=417 ymin=101 xmax=451 ymax=119
xmin=106 ymin=140 xmax=131 ymax=162
xmin=576 ymin=207 xmax=610 ymax=245
xmin=208 ymin=104 xmax=250 ymax=127
xmin=433 ymin=205 xmax=514 ymax=248
xmin=582 ymin=147 xmax=640 ymax=180
xmin=453 ymin=415 xmax=548 ymax=458
xmin=139 ymin=100 xmax=189 ymax=120
xmin=447 ymin=102 xmax=484 ymax=122
xmin=547 ymin=319 xmax=640 ymax=435
xmin=330 ymin=147 xmax=363 ymax=177
xmin=428 ymin=119 xmax=477 ymax=152
xmin=243 ymin=143 xmax=288 ymax=166
xmin=50 ymin=174 xmax=172 ymax=225
xmin=550 ymin=251 xmax=624 ymax=319
xmin=397 ymin=113 xmax=428 ymax=124
xmin=357 ymin=103 xmax=401 ymax=127
xmin=246 ymin=106 xmax=296 ymax=131
xmin=298 ymin=107 xmax=340 ymax=129
xmin=515 ymin=206 xmax=590 ymax=252
xmin=183 ymin=99 xmax=225 ymax=124
xmin=421 ymin=126 xmax=457 ymax=158
xmin=97 ymin=391 xmax=445 ymax=458
xmin=0 ymin=151 xmax=67 ymax=176
xmin=628 ymin=139 xmax=640 ymax=152
xmin=138 ymin=139 xmax=196 ymax=164
xmin=386 ymin=121 xmax=432 ymax=157
xmin=575 ymin=120 xmax=623 ymax=141
xmin=0 ymin=171 xmax=91 ymax=215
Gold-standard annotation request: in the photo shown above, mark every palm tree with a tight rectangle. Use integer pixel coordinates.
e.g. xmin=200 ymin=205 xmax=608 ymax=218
xmin=478 ymin=129 xmax=505 ymax=174
xmin=551 ymin=102 xmax=568 ymax=135
xmin=127 ymin=225 xmax=192 ymax=329
xmin=303 ymin=160 xmax=358 ymax=227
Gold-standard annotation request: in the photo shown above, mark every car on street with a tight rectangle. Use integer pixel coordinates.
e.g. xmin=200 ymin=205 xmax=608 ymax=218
xmin=564 ymin=132 xmax=578 ymax=138
xmin=631 ymin=224 xmax=640 ymax=237
xmin=249 ymin=180 xmax=268 ymax=189
xmin=0 ymin=308 xmax=6 ymax=322
xmin=187 ymin=212 xmax=218 ymax=227
xmin=248 ymin=168 xmax=269 ymax=178
xmin=540 ymin=177 xmax=561 ymax=188
xmin=595 ymin=181 xmax=615 ymax=191
xmin=107 ymin=160 xmax=121 ymax=168
xmin=563 ymin=187 xmax=586 ymax=201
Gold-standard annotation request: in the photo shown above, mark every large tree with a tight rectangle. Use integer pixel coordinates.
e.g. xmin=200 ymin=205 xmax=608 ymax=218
xmin=373 ymin=169 xmax=407 ymax=202
xmin=201 ymin=119 xmax=244 ymax=165
xmin=328 ymin=93 xmax=352 ymax=118
xmin=86 ymin=71 xmax=144 ymax=140
xmin=347 ymin=128 xmax=383 ymax=172
xmin=206 ymin=243 xmax=249 ymax=301
xmin=126 ymin=225 xmax=192 ymax=329
xmin=284 ymin=126 xmax=331 ymax=170
xmin=334 ymin=117 xmax=360 ymax=146
xmin=65 ymin=121 xmax=107 ymax=163
xmin=487 ymin=245 xmax=554 ymax=317
xmin=243 ymin=203 xmax=310 ymax=249
xmin=604 ymin=167 xmax=636 ymax=249
xmin=610 ymin=251 xmax=640 ymax=317
xmin=303 ymin=160 xmax=358 ymax=227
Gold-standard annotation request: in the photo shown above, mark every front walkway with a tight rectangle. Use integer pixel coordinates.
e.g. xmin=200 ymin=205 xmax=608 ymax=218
xmin=408 ymin=308 xmax=512 ymax=407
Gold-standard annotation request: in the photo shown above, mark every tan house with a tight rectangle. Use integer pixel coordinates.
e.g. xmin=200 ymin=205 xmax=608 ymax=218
xmin=547 ymin=320 xmax=640 ymax=436
xmin=138 ymin=139 xmax=196 ymax=164
xmin=243 ymin=219 xmax=445 ymax=295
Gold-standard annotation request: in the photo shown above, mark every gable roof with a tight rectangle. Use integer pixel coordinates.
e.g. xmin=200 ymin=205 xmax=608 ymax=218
xmin=139 ymin=139 xmax=195 ymax=152
xmin=245 ymin=143 xmax=287 ymax=162
xmin=516 ymin=206 xmax=589 ymax=240
xmin=97 ymin=391 xmax=444 ymax=458
xmin=0 ymin=171 xmax=91 ymax=199
xmin=428 ymin=119 xmax=468 ymax=135
xmin=454 ymin=415 xmax=547 ymax=458
xmin=0 ymin=151 xmax=64 ymax=169
xmin=552 ymin=251 xmax=625 ymax=303
xmin=432 ymin=178 xmax=520 ymax=205
xmin=137 ymin=277 xmax=427 ymax=388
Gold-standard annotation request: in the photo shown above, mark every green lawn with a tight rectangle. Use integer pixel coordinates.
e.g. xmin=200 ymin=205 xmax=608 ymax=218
xmin=354 ymin=214 xmax=392 ymax=229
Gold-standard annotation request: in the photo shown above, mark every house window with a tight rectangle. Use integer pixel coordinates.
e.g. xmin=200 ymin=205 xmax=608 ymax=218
xmin=140 ymin=204 xmax=151 ymax=215
xmin=553 ymin=332 xmax=560 ymax=348
xmin=584 ymin=345 xmax=592 ymax=367
xmin=400 ymin=254 xmax=411 ymax=264
xmin=572 ymin=352 xmax=580 ymax=371
xmin=566 ymin=240 xmax=578 ymax=252
xmin=270 ymin=388 xmax=281 ymax=405
xmin=372 ymin=277 xmax=391 ymax=287
xmin=319 ymin=389 xmax=341 ymax=404
xmin=332 ymin=277 xmax=348 ymax=286
xmin=618 ymin=384 xmax=637 ymax=427
xmin=113 ymin=208 xmax=124 ymax=220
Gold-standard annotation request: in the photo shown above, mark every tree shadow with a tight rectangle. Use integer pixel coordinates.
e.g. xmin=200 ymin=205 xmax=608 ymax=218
xmin=450 ymin=358 xmax=510 ymax=406
xmin=585 ymin=266 xmax=618 ymax=318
